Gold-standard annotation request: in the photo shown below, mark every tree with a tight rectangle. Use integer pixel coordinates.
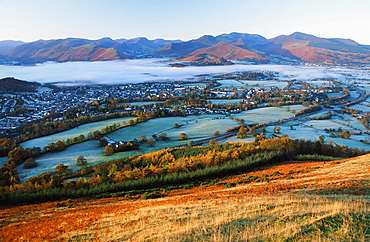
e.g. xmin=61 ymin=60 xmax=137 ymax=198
xmin=209 ymin=139 xmax=218 ymax=146
xmin=23 ymin=158 xmax=38 ymax=169
xmin=342 ymin=130 xmax=351 ymax=139
xmin=318 ymin=135 xmax=325 ymax=143
xmin=312 ymin=140 xmax=322 ymax=154
xmin=147 ymin=138 xmax=156 ymax=147
xmin=249 ymin=128 xmax=257 ymax=136
xmin=140 ymin=135 xmax=147 ymax=143
xmin=99 ymin=138 xmax=108 ymax=147
xmin=214 ymin=131 xmax=220 ymax=136
xmin=237 ymin=126 xmax=247 ymax=139
xmin=274 ymin=126 xmax=281 ymax=134
xmin=76 ymin=156 xmax=87 ymax=165
xmin=179 ymin=133 xmax=188 ymax=140
xmin=174 ymin=123 xmax=181 ymax=128
xmin=158 ymin=133 xmax=169 ymax=141
xmin=105 ymin=145 xmax=115 ymax=156
xmin=55 ymin=164 xmax=69 ymax=174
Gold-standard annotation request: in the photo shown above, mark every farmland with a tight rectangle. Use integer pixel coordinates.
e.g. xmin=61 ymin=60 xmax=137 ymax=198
xmin=14 ymin=98 xmax=370 ymax=181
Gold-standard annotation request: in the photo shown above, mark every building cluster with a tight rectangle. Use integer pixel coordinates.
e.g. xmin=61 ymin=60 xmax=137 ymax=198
xmin=0 ymin=82 xmax=215 ymax=135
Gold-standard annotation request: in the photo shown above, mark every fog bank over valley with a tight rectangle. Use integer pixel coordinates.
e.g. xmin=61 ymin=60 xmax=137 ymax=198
xmin=0 ymin=59 xmax=369 ymax=85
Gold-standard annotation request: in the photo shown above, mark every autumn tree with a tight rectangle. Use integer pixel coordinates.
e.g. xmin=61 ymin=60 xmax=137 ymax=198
xmin=55 ymin=164 xmax=70 ymax=174
xmin=158 ymin=133 xmax=169 ymax=141
xmin=209 ymin=139 xmax=218 ymax=146
xmin=23 ymin=158 xmax=38 ymax=169
xmin=179 ymin=133 xmax=188 ymax=140
xmin=140 ymin=135 xmax=147 ymax=143
xmin=76 ymin=156 xmax=87 ymax=165
xmin=342 ymin=130 xmax=351 ymax=139
xmin=174 ymin=123 xmax=181 ymax=128
xmin=249 ymin=127 xmax=257 ymax=136
xmin=147 ymin=138 xmax=156 ymax=147
xmin=237 ymin=126 xmax=247 ymax=139
xmin=274 ymin=126 xmax=281 ymax=134
xmin=105 ymin=145 xmax=115 ymax=156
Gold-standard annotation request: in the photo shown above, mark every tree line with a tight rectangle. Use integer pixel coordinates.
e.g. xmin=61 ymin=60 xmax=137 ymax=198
xmin=0 ymin=137 xmax=366 ymax=205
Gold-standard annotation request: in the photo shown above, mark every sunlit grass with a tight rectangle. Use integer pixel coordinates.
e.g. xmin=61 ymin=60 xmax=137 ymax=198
xmin=65 ymin=195 xmax=370 ymax=242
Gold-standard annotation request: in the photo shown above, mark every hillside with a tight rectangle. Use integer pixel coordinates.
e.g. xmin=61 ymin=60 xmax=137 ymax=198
xmin=0 ymin=77 xmax=41 ymax=93
xmin=1 ymin=154 xmax=368 ymax=241
xmin=188 ymin=41 xmax=268 ymax=62
xmin=0 ymin=40 xmax=24 ymax=53
xmin=266 ymin=32 xmax=370 ymax=64
xmin=176 ymin=53 xmax=234 ymax=66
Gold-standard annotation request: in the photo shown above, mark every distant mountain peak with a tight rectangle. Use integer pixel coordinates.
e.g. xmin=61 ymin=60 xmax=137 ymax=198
xmin=1 ymin=32 xmax=370 ymax=65
xmin=188 ymin=41 xmax=266 ymax=61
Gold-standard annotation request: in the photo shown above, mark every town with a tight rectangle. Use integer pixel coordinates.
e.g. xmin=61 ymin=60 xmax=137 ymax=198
xmin=0 ymin=70 xmax=368 ymax=141
xmin=0 ymin=72 xmax=277 ymax=135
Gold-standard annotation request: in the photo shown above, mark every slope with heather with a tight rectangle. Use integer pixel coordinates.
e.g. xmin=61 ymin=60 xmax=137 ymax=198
xmin=0 ymin=153 xmax=368 ymax=241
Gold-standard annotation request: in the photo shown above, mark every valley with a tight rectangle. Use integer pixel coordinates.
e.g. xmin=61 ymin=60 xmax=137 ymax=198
xmin=1 ymin=1 xmax=370 ymax=241
xmin=0 ymin=64 xmax=369 ymax=187
xmin=0 ymin=35 xmax=369 ymax=242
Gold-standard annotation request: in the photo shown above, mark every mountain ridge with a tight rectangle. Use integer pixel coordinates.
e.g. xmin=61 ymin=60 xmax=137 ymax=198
xmin=2 ymin=32 xmax=370 ymax=65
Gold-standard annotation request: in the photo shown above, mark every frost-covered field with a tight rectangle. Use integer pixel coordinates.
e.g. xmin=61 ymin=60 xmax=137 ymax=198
xmin=327 ymin=92 xmax=342 ymax=98
xmin=107 ymin=115 xmax=237 ymax=141
xmin=207 ymin=99 xmax=245 ymax=104
xmin=216 ymin=79 xmax=288 ymax=89
xmin=233 ymin=105 xmax=306 ymax=124
xmin=350 ymin=104 xmax=370 ymax=112
xmin=20 ymin=117 xmax=133 ymax=149
xmin=0 ymin=156 xmax=7 ymax=167
xmin=15 ymin=104 xmax=370 ymax=182
xmin=217 ymin=79 xmax=246 ymax=88
xmin=17 ymin=114 xmax=239 ymax=181
xmin=239 ymin=80 xmax=288 ymax=88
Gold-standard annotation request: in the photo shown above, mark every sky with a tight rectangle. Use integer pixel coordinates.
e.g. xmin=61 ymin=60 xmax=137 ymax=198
xmin=1 ymin=0 xmax=370 ymax=44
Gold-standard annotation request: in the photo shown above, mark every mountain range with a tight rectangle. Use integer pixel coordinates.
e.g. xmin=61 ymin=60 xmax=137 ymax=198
xmin=1 ymin=32 xmax=370 ymax=65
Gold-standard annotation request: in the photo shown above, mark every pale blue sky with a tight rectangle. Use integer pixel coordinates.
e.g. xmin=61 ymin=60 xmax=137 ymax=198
xmin=1 ymin=0 xmax=370 ymax=44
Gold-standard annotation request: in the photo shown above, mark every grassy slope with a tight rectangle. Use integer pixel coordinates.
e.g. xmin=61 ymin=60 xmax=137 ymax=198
xmin=0 ymin=154 xmax=369 ymax=241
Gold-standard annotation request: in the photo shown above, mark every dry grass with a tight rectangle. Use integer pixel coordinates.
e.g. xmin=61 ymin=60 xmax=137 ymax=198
xmin=64 ymin=195 xmax=369 ymax=242
xmin=1 ymin=154 xmax=369 ymax=241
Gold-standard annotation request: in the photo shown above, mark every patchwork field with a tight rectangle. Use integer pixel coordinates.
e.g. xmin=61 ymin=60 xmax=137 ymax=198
xmin=15 ymin=104 xmax=370 ymax=182
xmin=1 ymin=154 xmax=369 ymax=241
xmin=20 ymin=117 xmax=134 ymax=149
xmin=216 ymin=79 xmax=288 ymax=89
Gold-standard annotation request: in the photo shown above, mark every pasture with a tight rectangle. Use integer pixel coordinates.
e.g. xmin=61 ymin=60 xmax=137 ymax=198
xmin=15 ymin=105 xmax=370 ymax=182
xmin=20 ymin=117 xmax=134 ymax=149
